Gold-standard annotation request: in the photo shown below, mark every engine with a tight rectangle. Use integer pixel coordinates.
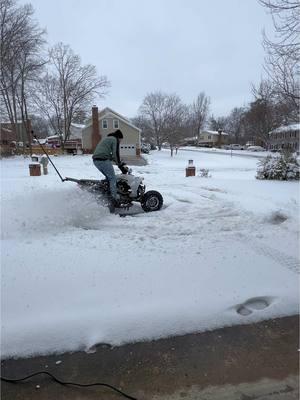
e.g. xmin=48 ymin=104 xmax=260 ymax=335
xmin=117 ymin=179 xmax=131 ymax=195
xmin=116 ymin=173 xmax=145 ymax=199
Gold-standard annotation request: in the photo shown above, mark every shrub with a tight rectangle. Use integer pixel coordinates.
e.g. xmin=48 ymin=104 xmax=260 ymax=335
xmin=256 ymin=151 xmax=300 ymax=180
xmin=199 ymin=168 xmax=211 ymax=178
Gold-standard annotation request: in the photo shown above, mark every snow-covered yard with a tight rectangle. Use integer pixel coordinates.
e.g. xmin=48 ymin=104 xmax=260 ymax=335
xmin=1 ymin=149 xmax=299 ymax=358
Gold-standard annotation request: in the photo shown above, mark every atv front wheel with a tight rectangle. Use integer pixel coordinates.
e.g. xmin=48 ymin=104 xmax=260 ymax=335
xmin=141 ymin=190 xmax=163 ymax=212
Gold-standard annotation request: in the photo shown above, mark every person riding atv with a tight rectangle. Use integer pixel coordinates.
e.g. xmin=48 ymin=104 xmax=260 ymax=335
xmin=92 ymin=129 xmax=128 ymax=212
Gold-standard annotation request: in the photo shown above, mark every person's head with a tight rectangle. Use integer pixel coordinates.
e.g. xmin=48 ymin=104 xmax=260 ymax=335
xmin=108 ymin=129 xmax=123 ymax=142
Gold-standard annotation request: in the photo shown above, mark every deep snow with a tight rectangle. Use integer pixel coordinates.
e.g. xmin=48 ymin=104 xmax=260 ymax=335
xmin=1 ymin=149 xmax=299 ymax=358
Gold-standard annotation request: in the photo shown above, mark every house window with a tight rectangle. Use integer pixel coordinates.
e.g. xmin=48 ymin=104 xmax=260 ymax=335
xmin=113 ymin=119 xmax=119 ymax=129
xmin=208 ymin=135 xmax=211 ymax=139
xmin=102 ymin=119 xmax=108 ymax=129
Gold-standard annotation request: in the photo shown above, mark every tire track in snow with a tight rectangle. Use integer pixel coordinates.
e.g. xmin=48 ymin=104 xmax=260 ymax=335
xmin=236 ymin=234 xmax=300 ymax=275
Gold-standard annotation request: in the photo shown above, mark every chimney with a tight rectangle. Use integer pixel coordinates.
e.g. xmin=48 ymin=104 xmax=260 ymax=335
xmin=91 ymin=105 xmax=101 ymax=151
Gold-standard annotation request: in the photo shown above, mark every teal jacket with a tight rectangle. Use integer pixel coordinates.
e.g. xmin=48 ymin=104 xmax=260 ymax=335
xmin=92 ymin=136 xmax=121 ymax=164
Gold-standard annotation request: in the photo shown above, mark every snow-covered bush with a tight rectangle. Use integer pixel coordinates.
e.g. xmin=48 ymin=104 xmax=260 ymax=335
xmin=256 ymin=152 xmax=300 ymax=180
xmin=199 ymin=168 xmax=211 ymax=178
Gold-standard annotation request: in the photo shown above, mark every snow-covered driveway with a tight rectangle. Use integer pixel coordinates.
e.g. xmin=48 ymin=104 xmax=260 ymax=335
xmin=1 ymin=150 xmax=299 ymax=358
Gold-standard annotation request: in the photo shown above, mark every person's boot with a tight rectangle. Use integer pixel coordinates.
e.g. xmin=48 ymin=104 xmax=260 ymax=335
xmin=108 ymin=198 xmax=120 ymax=213
xmin=108 ymin=196 xmax=116 ymax=213
xmin=108 ymin=202 xmax=115 ymax=213
xmin=113 ymin=198 xmax=121 ymax=208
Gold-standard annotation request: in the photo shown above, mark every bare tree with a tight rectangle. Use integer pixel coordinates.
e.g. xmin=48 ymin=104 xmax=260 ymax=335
xmin=30 ymin=114 xmax=51 ymax=138
xmin=33 ymin=42 xmax=110 ymax=148
xmin=138 ymin=91 xmax=187 ymax=153
xmin=131 ymin=115 xmax=154 ymax=144
xmin=259 ymin=0 xmax=300 ymax=108
xmin=209 ymin=115 xmax=228 ymax=131
xmin=226 ymin=107 xmax=246 ymax=143
xmin=0 ymin=0 xmax=46 ymax=152
xmin=243 ymin=82 xmax=279 ymax=146
xmin=139 ymin=91 xmax=169 ymax=150
xmin=164 ymin=95 xmax=187 ymax=156
xmin=190 ymin=92 xmax=210 ymax=145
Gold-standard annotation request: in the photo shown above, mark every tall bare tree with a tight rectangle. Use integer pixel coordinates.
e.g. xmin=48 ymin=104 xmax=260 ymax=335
xmin=226 ymin=107 xmax=246 ymax=143
xmin=131 ymin=115 xmax=154 ymax=144
xmin=209 ymin=115 xmax=228 ymax=131
xmin=139 ymin=91 xmax=187 ymax=153
xmin=163 ymin=95 xmax=187 ymax=156
xmin=243 ymin=81 xmax=281 ymax=146
xmin=139 ymin=91 xmax=168 ymax=150
xmin=0 ymin=0 xmax=46 ymax=152
xmin=259 ymin=0 xmax=300 ymax=109
xmin=32 ymin=42 xmax=110 ymax=148
xmin=190 ymin=92 xmax=210 ymax=145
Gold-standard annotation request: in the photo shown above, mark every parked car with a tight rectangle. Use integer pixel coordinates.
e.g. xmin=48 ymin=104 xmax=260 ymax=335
xmin=247 ymin=146 xmax=266 ymax=152
xmin=230 ymin=144 xmax=245 ymax=150
xmin=222 ymin=144 xmax=245 ymax=150
xmin=141 ymin=144 xmax=150 ymax=154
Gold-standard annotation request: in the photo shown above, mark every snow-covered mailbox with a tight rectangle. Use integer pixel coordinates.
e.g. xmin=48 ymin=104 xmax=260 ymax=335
xmin=186 ymin=159 xmax=196 ymax=177
xmin=40 ymin=155 xmax=49 ymax=175
xmin=31 ymin=154 xmax=39 ymax=162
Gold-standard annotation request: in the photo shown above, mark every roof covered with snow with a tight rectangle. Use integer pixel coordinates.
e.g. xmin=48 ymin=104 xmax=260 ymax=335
xmin=270 ymin=123 xmax=300 ymax=134
xmin=46 ymin=135 xmax=60 ymax=140
xmin=201 ymin=130 xmax=229 ymax=136
xmin=71 ymin=123 xmax=85 ymax=129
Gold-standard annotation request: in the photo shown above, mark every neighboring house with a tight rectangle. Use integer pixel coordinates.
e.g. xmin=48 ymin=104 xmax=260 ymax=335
xmin=82 ymin=106 xmax=141 ymax=156
xmin=0 ymin=126 xmax=17 ymax=156
xmin=268 ymin=123 xmax=300 ymax=152
xmin=70 ymin=123 xmax=85 ymax=140
xmin=199 ymin=130 xmax=229 ymax=147
xmin=181 ymin=136 xmax=198 ymax=146
xmin=0 ymin=121 xmax=29 ymax=143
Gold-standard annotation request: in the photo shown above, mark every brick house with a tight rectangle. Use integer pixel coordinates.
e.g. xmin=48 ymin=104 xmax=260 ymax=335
xmin=82 ymin=106 xmax=141 ymax=157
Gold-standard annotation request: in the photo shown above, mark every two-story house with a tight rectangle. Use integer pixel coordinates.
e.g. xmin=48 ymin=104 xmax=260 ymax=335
xmin=199 ymin=130 xmax=229 ymax=147
xmin=82 ymin=107 xmax=141 ymax=157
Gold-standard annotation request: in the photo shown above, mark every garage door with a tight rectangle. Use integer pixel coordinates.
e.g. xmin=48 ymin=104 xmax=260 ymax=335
xmin=120 ymin=144 xmax=136 ymax=156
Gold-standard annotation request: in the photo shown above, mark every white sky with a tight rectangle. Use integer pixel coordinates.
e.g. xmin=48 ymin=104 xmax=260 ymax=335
xmin=23 ymin=0 xmax=274 ymax=119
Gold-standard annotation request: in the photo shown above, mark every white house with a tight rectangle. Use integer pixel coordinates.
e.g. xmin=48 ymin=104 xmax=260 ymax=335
xmin=199 ymin=130 xmax=229 ymax=147
xmin=268 ymin=123 xmax=300 ymax=152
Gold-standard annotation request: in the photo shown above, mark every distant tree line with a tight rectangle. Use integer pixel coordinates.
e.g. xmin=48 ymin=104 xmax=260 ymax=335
xmin=0 ymin=0 xmax=109 ymax=151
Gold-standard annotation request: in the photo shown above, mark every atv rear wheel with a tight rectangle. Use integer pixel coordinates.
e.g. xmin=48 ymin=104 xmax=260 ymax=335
xmin=141 ymin=190 xmax=163 ymax=212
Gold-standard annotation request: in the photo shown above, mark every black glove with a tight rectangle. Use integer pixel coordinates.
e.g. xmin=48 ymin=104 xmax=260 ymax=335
xmin=118 ymin=163 xmax=129 ymax=174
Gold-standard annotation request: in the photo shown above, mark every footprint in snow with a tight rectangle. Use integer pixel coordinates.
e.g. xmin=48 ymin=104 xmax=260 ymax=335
xmin=266 ymin=210 xmax=288 ymax=225
xmin=236 ymin=296 xmax=274 ymax=316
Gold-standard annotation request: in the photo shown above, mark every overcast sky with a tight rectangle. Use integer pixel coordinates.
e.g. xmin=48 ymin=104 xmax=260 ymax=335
xmin=23 ymin=0 xmax=274 ymax=119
